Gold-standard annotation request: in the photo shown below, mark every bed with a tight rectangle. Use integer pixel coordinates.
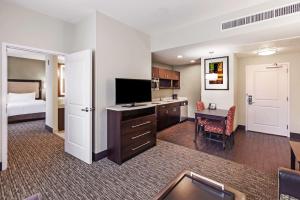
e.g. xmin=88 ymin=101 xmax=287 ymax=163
xmin=7 ymin=79 xmax=46 ymax=123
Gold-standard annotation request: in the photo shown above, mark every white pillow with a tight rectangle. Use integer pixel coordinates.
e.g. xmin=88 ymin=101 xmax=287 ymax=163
xmin=8 ymin=93 xmax=36 ymax=103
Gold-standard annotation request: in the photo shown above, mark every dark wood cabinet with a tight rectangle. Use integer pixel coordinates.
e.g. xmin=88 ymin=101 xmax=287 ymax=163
xmin=151 ymin=67 xmax=181 ymax=89
xmin=107 ymin=107 xmax=157 ymax=164
xmin=157 ymin=103 xmax=181 ymax=131
xmin=58 ymin=107 xmax=64 ymax=131
xmin=152 ymin=67 xmax=159 ymax=79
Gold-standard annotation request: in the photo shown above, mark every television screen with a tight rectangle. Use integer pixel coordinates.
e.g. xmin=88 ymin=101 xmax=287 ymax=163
xmin=115 ymin=78 xmax=152 ymax=105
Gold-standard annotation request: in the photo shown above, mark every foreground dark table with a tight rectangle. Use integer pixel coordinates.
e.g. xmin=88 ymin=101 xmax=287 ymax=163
xmin=154 ymin=171 xmax=246 ymax=200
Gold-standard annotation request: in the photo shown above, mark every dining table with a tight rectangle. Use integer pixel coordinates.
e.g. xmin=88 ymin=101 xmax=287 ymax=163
xmin=194 ymin=109 xmax=228 ymax=142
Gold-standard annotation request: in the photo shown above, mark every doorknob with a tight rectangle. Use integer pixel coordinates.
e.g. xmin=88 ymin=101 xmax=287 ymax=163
xmin=81 ymin=107 xmax=95 ymax=112
xmin=81 ymin=107 xmax=89 ymax=112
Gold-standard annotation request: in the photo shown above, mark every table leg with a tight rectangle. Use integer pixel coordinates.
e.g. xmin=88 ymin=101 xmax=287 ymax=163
xmin=194 ymin=114 xmax=198 ymax=142
xmin=222 ymin=119 xmax=226 ymax=149
xmin=291 ymin=147 xmax=296 ymax=170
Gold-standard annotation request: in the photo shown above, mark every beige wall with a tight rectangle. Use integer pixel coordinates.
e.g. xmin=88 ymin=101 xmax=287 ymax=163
xmin=8 ymin=57 xmax=46 ymax=98
xmin=237 ymin=52 xmax=300 ymax=134
xmin=174 ymin=64 xmax=201 ymax=118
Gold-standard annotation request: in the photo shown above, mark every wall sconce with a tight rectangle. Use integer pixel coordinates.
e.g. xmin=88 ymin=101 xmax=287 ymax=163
xmin=205 ymin=73 xmax=218 ymax=81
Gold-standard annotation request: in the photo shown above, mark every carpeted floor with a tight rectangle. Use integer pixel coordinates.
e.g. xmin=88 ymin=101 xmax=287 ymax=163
xmin=0 ymin=120 xmax=278 ymax=200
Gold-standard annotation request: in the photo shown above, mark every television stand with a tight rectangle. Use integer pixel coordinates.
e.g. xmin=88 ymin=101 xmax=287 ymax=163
xmin=122 ymin=103 xmax=147 ymax=108
xmin=107 ymin=106 xmax=157 ymax=164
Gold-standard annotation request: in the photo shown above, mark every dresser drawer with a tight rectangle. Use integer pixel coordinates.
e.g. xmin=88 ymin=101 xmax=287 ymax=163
xmin=122 ymin=138 xmax=156 ymax=161
xmin=121 ymin=114 xmax=156 ymax=135
xmin=121 ymin=128 xmax=155 ymax=148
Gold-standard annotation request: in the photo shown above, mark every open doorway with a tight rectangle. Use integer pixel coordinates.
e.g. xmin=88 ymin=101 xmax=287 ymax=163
xmin=1 ymin=43 xmax=93 ymax=171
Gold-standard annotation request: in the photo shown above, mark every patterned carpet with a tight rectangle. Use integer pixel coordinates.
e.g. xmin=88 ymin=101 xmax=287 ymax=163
xmin=0 ymin=120 xmax=278 ymax=200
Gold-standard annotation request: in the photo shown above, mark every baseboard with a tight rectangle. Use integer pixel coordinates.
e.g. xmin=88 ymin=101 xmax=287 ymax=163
xmin=93 ymin=150 xmax=108 ymax=161
xmin=187 ymin=117 xmax=195 ymax=122
xmin=236 ymin=125 xmax=245 ymax=131
xmin=45 ymin=125 xmax=53 ymax=133
xmin=290 ymin=132 xmax=300 ymax=141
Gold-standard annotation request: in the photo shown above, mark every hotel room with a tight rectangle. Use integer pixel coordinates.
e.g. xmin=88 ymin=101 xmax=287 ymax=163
xmin=1 ymin=0 xmax=300 ymax=200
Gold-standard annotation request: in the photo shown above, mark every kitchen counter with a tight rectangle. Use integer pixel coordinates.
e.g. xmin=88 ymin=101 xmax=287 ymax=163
xmin=106 ymin=97 xmax=187 ymax=111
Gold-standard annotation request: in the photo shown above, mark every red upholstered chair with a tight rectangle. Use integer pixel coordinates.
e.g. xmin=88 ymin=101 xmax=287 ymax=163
xmin=204 ymin=106 xmax=236 ymax=149
xmin=196 ymin=101 xmax=208 ymax=133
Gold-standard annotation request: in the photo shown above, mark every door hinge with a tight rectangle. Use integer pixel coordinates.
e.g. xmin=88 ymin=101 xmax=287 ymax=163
xmin=287 ymin=125 xmax=289 ymax=130
xmin=287 ymin=97 xmax=289 ymax=101
xmin=286 ymin=68 xmax=288 ymax=73
xmin=48 ymin=60 xmax=50 ymax=65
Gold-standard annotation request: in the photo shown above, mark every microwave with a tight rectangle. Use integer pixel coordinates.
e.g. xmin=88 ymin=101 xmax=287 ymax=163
xmin=151 ymin=78 xmax=159 ymax=90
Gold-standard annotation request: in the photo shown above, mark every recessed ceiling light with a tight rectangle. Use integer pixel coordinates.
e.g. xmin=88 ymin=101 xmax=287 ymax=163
xmin=257 ymin=48 xmax=277 ymax=56
xmin=190 ymin=60 xmax=196 ymax=63
xmin=177 ymin=55 xmax=183 ymax=59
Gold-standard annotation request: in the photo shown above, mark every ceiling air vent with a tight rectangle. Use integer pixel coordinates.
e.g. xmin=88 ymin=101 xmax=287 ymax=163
xmin=275 ymin=3 xmax=300 ymax=17
xmin=221 ymin=2 xmax=300 ymax=30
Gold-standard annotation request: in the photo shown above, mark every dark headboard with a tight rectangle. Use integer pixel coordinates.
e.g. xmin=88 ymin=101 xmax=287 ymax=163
xmin=8 ymin=79 xmax=42 ymax=99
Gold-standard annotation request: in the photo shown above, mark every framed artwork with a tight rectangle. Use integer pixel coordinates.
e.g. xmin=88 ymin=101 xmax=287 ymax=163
xmin=204 ymin=56 xmax=229 ymax=90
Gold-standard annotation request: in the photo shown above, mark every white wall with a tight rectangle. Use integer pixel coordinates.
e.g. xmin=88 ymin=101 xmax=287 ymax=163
xmin=45 ymin=56 xmax=58 ymax=132
xmin=151 ymin=0 xmax=300 ymax=51
xmin=94 ymin=12 xmax=151 ymax=153
xmin=174 ymin=64 xmax=201 ymax=118
xmin=237 ymin=52 xmax=300 ymax=134
xmin=0 ymin=1 xmax=74 ymax=53
xmin=71 ymin=13 xmax=96 ymax=52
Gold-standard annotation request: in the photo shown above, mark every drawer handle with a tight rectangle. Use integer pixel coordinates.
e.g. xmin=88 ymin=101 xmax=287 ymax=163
xmin=131 ymin=141 xmax=151 ymax=151
xmin=131 ymin=131 xmax=151 ymax=140
xmin=131 ymin=121 xmax=151 ymax=128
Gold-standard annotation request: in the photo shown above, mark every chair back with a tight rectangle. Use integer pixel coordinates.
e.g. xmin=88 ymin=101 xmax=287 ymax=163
xmin=196 ymin=101 xmax=205 ymax=111
xmin=226 ymin=106 xmax=236 ymax=135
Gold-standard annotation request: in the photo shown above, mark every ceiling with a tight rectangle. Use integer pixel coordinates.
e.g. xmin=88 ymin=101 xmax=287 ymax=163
xmin=152 ymin=36 xmax=300 ymax=66
xmin=5 ymin=0 xmax=272 ymax=35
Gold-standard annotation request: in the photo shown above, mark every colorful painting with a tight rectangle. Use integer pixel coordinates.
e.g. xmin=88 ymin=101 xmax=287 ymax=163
xmin=209 ymin=62 xmax=224 ymax=84
xmin=204 ymin=56 xmax=229 ymax=90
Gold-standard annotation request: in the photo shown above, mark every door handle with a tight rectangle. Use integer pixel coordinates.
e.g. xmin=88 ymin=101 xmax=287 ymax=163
xmin=81 ymin=107 xmax=89 ymax=112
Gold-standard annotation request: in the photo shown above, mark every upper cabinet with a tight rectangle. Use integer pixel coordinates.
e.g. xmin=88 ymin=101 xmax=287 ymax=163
xmin=152 ymin=67 xmax=159 ymax=79
xmin=152 ymin=67 xmax=180 ymax=89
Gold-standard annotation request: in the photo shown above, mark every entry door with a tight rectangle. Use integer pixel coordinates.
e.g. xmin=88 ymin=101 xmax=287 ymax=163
xmin=65 ymin=50 xmax=93 ymax=164
xmin=246 ymin=64 xmax=289 ymax=136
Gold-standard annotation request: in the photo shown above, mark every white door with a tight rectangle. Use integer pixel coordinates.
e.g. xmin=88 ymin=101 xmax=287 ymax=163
xmin=65 ymin=50 xmax=93 ymax=164
xmin=246 ymin=63 xmax=289 ymax=137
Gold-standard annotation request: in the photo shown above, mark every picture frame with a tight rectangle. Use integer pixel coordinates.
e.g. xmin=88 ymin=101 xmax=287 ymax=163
xmin=204 ymin=56 xmax=229 ymax=90
xmin=208 ymin=103 xmax=217 ymax=110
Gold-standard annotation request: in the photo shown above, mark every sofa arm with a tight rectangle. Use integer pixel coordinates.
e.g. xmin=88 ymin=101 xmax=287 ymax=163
xmin=278 ymin=167 xmax=300 ymax=199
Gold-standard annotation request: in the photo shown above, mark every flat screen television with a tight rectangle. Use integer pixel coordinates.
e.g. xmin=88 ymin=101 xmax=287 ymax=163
xmin=115 ymin=78 xmax=152 ymax=106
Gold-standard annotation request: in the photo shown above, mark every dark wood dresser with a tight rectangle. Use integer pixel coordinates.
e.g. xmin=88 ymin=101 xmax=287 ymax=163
xmin=107 ymin=106 xmax=157 ymax=164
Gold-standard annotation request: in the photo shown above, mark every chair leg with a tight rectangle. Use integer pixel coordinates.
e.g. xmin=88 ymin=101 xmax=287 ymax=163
xmin=222 ymin=134 xmax=226 ymax=149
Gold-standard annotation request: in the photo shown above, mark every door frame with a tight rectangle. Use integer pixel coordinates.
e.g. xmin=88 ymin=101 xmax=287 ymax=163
xmin=245 ymin=63 xmax=290 ymax=137
xmin=1 ymin=43 xmax=66 ymax=170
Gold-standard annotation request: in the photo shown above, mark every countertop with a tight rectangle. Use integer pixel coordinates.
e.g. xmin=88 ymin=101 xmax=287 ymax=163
xmin=106 ymin=97 xmax=188 ymax=111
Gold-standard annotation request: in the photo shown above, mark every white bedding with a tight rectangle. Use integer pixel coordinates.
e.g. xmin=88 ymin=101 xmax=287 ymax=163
xmin=8 ymin=100 xmax=46 ymax=117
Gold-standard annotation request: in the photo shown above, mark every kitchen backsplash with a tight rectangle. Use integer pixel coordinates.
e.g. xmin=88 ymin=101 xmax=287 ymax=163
xmin=152 ymin=89 xmax=173 ymax=100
